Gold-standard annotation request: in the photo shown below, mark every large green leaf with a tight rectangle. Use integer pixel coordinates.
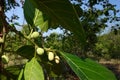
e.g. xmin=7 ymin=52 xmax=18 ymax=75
xmin=60 ymin=52 xmax=117 ymax=80
xmin=16 ymin=45 xmax=35 ymax=59
xmin=24 ymin=57 xmax=44 ymax=80
xmin=24 ymin=0 xmax=48 ymax=32
xmin=24 ymin=0 xmax=86 ymax=45
xmin=23 ymin=0 xmax=35 ymax=26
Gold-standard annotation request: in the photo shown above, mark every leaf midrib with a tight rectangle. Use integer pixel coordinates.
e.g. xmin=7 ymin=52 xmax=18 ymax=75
xmin=62 ymin=53 xmax=107 ymax=80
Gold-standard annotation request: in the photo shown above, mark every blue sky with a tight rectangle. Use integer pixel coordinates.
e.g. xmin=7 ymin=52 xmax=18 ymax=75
xmin=104 ymin=0 xmax=120 ymax=34
xmin=5 ymin=0 xmax=120 ymax=34
xmin=5 ymin=0 xmax=24 ymax=30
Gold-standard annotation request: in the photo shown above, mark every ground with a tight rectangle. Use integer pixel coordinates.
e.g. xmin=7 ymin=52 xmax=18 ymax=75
xmin=99 ymin=59 xmax=120 ymax=80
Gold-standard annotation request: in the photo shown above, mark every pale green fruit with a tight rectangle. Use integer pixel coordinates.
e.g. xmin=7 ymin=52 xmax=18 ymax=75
xmin=1 ymin=55 xmax=9 ymax=64
xmin=55 ymin=59 xmax=60 ymax=64
xmin=55 ymin=56 xmax=60 ymax=60
xmin=30 ymin=32 xmax=39 ymax=38
xmin=55 ymin=56 xmax=60 ymax=64
xmin=48 ymin=52 xmax=54 ymax=61
xmin=0 ymin=38 xmax=3 ymax=43
xmin=36 ymin=48 xmax=44 ymax=55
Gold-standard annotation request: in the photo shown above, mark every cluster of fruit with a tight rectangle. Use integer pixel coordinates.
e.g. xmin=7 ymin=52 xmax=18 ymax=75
xmin=31 ymin=31 xmax=60 ymax=64
xmin=36 ymin=47 xmax=60 ymax=64
xmin=1 ymin=31 xmax=60 ymax=64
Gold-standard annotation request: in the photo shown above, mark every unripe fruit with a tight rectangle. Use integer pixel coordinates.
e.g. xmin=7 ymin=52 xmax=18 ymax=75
xmin=30 ymin=32 xmax=39 ymax=38
xmin=36 ymin=48 xmax=44 ymax=55
xmin=55 ymin=56 xmax=60 ymax=60
xmin=55 ymin=59 xmax=60 ymax=64
xmin=55 ymin=56 xmax=60 ymax=64
xmin=0 ymin=38 xmax=3 ymax=43
xmin=1 ymin=55 xmax=9 ymax=64
xmin=48 ymin=52 xmax=54 ymax=61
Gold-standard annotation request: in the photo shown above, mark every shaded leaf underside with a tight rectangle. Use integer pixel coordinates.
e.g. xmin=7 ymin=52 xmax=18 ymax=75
xmin=28 ymin=0 xmax=86 ymax=45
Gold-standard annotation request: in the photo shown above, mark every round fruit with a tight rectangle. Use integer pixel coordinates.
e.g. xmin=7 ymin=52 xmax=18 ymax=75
xmin=36 ymin=48 xmax=44 ymax=55
xmin=1 ymin=55 xmax=9 ymax=64
xmin=0 ymin=38 xmax=3 ymax=43
xmin=30 ymin=32 xmax=39 ymax=38
xmin=55 ymin=55 xmax=60 ymax=60
xmin=48 ymin=52 xmax=54 ymax=61
xmin=55 ymin=59 xmax=60 ymax=64
xmin=55 ymin=56 xmax=60 ymax=64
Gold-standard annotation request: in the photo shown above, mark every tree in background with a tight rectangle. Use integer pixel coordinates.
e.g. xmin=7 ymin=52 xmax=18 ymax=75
xmin=94 ymin=29 xmax=120 ymax=59
xmin=73 ymin=0 xmax=120 ymax=53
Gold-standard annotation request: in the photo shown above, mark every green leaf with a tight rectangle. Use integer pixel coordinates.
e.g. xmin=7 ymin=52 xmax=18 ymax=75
xmin=34 ymin=9 xmax=43 ymax=27
xmin=24 ymin=0 xmax=48 ymax=32
xmin=23 ymin=0 xmax=35 ymax=26
xmin=25 ymin=0 xmax=86 ymax=45
xmin=24 ymin=57 xmax=44 ymax=80
xmin=43 ymin=62 xmax=64 ymax=77
xmin=60 ymin=52 xmax=117 ymax=80
xmin=5 ymin=65 xmax=21 ymax=76
xmin=34 ymin=9 xmax=48 ymax=32
xmin=16 ymin=45 xmax=35 ymax=59
xmin=40 ymin=20 xmax=48 ymax=32
xmin=18 ymin=69 xmax=24 ymax=80
xmin=74 ymin=4 xmax=83 ymax=17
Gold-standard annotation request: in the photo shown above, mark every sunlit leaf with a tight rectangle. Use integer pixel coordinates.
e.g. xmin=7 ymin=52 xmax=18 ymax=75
xmin=24 ymin=57 xmax=44 ymax=80
xmin=18 ymin=68 xmax=24 ymax=80
xmin=24 ymin=0 xmax=48 ymax=32
xmin=60 ymin=51 xmax=117 ymax=80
